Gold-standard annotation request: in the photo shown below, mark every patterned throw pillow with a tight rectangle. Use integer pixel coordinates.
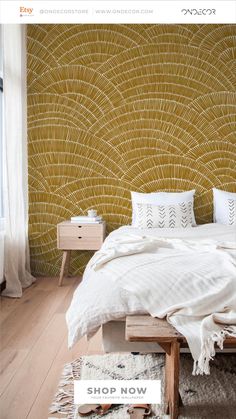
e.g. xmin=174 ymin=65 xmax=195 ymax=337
xmin=131 ymin=190 xmax=196 ymax=227
xmin=228 ymin=199 xmax=236 ymax=225
xmin=135 ymin=201 xmax=195 ymax=229
xmin=213 ymin=188 xmax=236 ymax=225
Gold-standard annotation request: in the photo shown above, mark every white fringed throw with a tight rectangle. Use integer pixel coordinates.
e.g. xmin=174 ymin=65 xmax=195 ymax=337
xmin=85 ymin=235 xmax=236 ymax=375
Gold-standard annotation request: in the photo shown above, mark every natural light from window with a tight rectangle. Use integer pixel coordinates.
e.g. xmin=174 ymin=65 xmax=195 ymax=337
xmin=0 ymin=25 xmax=3 ymax=220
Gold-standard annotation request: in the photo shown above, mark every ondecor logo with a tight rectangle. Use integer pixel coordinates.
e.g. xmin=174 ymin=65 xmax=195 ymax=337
xmin=181 ymin=9 xmax=216 ymax=15
xmin=20 ymin=6 xmax=34 ymax=17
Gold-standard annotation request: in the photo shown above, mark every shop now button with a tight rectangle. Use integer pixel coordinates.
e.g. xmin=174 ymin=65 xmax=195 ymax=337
xmin=74 ymin=379 xmax=161 ymax=404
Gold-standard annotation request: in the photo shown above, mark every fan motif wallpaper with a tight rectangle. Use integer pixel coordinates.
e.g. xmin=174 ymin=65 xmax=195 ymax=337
xmin=27 ymin=24 xmax=236 ymax=276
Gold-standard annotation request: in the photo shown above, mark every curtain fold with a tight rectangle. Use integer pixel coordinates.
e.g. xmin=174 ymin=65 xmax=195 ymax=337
xmin=2 ymin=24 xmax=35 ymax=297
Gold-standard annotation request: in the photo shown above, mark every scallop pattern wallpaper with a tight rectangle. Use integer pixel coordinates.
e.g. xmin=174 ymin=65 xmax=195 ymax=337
xmin=27 ymin=24 xmax=236 ymax=276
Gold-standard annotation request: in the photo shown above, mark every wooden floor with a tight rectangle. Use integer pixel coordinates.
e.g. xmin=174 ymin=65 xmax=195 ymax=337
xmin=0 ymin=277 xmax=103 ymax=419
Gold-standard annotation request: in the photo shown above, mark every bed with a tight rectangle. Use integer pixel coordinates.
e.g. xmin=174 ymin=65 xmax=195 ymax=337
xmin=66 ymin=222 xmax=236 ymax=373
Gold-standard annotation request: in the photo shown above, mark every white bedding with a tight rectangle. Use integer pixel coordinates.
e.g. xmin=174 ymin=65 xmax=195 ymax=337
xmin=66 ymin=224 xmax=236 ymax=373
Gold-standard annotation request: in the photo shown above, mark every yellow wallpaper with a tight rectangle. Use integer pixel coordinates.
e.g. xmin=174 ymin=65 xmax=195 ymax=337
xmin=27 ymin=24 xmax=236 ymax=276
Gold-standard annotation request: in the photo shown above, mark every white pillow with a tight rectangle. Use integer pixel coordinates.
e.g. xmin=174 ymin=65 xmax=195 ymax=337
xmin=135 ymin=201 xmax=195 ymax=229
xmin=131 ymin=190 xmax=196 ymax=227
xmin=213 ymin=188 xmax=236 ymax=225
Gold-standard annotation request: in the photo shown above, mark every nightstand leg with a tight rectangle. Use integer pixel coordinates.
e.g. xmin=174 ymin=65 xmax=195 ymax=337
xmin=59 ymin=250 xmax=71 ymax=286
xmin=65 ymin=250 xmax=71 ymax=277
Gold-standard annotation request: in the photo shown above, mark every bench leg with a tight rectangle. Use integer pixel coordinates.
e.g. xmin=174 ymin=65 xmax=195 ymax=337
xmin=164 ymin=340 xmax=180 ymax=419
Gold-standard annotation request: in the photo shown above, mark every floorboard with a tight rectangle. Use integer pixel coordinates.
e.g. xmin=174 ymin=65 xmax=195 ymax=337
xmin=0 ymin=277 xmax=102 ymax=419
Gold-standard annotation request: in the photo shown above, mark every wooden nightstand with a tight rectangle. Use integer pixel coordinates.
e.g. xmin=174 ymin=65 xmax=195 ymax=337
xmin=57 ymin=220 xmax=106 ymax=286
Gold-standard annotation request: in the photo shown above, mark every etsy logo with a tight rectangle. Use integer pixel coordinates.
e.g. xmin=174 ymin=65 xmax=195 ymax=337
xmin=20 ymin=6 xmax=34 ymax=17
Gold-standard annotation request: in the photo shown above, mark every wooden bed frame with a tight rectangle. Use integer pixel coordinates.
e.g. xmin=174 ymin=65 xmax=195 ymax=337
xmin=126 ymin=315 xmax=236 ymax=419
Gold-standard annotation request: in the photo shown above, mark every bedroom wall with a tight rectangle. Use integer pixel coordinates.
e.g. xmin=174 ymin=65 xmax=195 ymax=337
xmin=27 ymin=24 xmax=236 ymax=276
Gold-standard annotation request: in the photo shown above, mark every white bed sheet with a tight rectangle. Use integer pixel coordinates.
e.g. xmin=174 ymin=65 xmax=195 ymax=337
xmin=66 ymin=224 xmax=236 ymax=348
xmin=108 ymin=223 xmax=236 ymax=242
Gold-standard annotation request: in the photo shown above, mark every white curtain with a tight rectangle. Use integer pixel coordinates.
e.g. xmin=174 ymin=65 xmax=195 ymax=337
xmin=2 ymin=24 xmax=35 ymax=297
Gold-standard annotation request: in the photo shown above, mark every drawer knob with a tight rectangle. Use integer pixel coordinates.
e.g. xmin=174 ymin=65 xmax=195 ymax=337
xmin=78 ymin=236 xmax=82 ymax=239
xmin=78 ymin=226 xmax=82 ymax=228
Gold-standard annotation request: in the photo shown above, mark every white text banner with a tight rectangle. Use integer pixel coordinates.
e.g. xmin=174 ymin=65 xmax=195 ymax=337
xmin=0 ymin=1 xmax=235 ymax=24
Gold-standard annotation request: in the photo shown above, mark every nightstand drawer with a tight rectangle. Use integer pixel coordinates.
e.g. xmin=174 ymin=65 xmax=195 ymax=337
xmin=58 ymin=236 xmax=102 ymax=250
xmin=59 ymin=224 xmax=103 ymax=238
xmin=57 ymin=220 xmax=106 ymax=285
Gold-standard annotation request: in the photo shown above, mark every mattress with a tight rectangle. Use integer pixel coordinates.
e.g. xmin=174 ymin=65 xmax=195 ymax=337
xmin=102 ymin=320 xmax=236 ymax=353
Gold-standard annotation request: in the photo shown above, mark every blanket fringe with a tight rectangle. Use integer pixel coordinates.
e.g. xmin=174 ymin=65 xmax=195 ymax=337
xmin=193 ymin=325 xmax=236 ymax=375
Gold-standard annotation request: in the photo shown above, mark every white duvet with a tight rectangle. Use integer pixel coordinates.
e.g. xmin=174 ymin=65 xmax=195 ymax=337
xmin=66 ymin=224 xmax=236 ymax=374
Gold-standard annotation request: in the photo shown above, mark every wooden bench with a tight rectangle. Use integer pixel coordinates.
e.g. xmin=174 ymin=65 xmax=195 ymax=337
xmin=126 ymin=315 xmax=236 ymax=419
